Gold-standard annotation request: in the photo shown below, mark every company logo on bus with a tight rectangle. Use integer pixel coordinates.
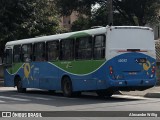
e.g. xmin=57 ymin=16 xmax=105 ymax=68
xmin=23 ymin=63 xmax=34 ymax=82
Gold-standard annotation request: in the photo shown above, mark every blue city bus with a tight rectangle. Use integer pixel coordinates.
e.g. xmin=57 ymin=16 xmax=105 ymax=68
xmin=3 ymin=26 xmax=156 ymax=97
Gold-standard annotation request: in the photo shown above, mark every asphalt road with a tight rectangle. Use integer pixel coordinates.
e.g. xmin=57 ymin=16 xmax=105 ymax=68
xmin=0 ymin=87 xmax=160 ymax=120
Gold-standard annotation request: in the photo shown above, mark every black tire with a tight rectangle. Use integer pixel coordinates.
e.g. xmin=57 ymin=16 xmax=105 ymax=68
xmin=96 ymin=90 xmax=113 ymax=98
xmin=73 ymin=91 xmax=82 ymax=97
xmin=16 ymin=77 xmax=26 ymax=93
xmin=62 ymin=77 xmax=73 ymax=97
xmin=48 ymin=90 xmax=55 ymax=94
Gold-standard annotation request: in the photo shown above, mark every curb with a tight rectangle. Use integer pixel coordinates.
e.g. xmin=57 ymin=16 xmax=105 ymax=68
xmin=144 ymin=92 xmax=160 ymax=98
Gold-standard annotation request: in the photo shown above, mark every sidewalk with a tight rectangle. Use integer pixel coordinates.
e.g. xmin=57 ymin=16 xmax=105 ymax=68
xmin=121 ymin=86 xmax=160 ymax=98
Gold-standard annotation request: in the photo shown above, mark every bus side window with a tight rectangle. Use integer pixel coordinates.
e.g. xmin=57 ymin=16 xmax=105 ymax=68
xmin=75 ymin=36 xmax=92 ymax=60
xmin=13 ymin=45 xmax=21 ymax=63
xmin=60 ymin=39 xmax=74 ymax=60
xmin=33 ymin=42 xmax=45 ymax=61
xmin=93 ymin=35 xmax=106 ymax=59
xmin=47 ymin=40 xmax=59 ymax=61
xmin=22 ymin=44 xmax=32 ymax=62
xmin=5 ymin=49 xmax=12 ymax=64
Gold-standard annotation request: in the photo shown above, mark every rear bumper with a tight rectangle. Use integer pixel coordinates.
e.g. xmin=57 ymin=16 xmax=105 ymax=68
xmin=109 ymin=78 xmax=156 ymax=91
xmin=111 ymin=86 xmax=154 ymax=91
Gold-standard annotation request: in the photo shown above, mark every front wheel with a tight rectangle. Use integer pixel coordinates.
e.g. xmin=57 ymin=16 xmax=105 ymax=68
xmin=16 ymin=78 xmax=26 ymax=93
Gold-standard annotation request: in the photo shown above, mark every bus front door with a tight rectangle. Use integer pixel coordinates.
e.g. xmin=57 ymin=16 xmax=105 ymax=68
xmin=4 ymin=49 xmax=14 ymax=86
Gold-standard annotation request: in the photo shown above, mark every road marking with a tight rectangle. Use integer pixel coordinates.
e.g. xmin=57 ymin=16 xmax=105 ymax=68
xmin=0 ymin=96 xmax=30 ymax=102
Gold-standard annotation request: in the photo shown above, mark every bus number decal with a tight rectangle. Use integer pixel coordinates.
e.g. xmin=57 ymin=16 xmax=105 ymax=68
xmin=118 ymin=59 xmax=127 ymax=63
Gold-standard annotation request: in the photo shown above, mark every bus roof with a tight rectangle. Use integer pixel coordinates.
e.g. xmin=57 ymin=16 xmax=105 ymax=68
xmin=5 ymin=26 xmax=152 ymax=47
xmin=5 ymin=27 xmax=107 ymax=47
xmin=112 ymin=26 xmax=153 ymax=30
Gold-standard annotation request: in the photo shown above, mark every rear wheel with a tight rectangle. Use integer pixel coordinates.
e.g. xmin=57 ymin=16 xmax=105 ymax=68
xmin=16 ymin=77 xmax=26 ymax=93
xmin=48 ymin=90 xmax=55 ymax=95
xmin=62 ymin=77 xmax=73 ymax=97
xmin=96 ymin=90 xmax=114 ymax=98
xmin=73 ymin=91 xmax=81 ymax=97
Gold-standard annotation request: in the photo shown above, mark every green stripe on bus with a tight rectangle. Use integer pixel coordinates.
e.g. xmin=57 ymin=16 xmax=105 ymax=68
xmin=7 ymin=60 xmax=105 ymax=75
xmin=68 ymin=32 xmax=90 ymax=38
xmin=53 ymin=60 xmax=105 ymax=74
xmin=7 ymin=63 xmax=23 ymax=74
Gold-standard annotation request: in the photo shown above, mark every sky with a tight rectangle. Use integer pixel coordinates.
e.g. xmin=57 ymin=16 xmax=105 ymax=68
xmin=91 ymin=3 xmax=101 ymax=12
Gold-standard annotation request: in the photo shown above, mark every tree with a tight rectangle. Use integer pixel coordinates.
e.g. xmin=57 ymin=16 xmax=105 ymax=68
xmin=113 ymin=0 xmax=160 ymax=26
xmin=55 ymin=0 xmax=98 ymax=16
xmin=91 ymin=3 xmax=108 ymax=26
xmin=55 ymin=0 xmax=160 ymax=28
xmin=0 ymin=0 xmax=60 ymax=57
xmin=71 ymin=16 xmax=91 ymax=31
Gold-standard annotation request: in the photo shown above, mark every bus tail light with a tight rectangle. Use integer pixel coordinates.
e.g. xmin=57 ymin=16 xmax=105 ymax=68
xmin=109 ymin=66 xmax=113 ymax=74
xmin=151 ymin=66 xmax=156 ymax=73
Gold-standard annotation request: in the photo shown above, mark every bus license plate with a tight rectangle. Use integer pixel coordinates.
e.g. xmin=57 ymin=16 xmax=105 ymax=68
xmin=129 ymin=72 xmax=137 ymax=75
xmin=136 ymin=58 xmax=146 ymax=63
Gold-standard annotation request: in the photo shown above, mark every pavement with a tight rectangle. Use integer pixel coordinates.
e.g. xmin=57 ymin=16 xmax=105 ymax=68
xmin=121 ymin=86 xmax=160 ymax=98
xmin=1 ymin=79 xmax=160 ymax=98
xmin=0 ymin=79 xmax=3 ymax=87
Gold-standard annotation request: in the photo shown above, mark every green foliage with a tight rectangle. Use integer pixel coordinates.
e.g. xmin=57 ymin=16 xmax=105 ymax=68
xmin=55 ymin=0 xmax=98 ymax=16
xmin=113 ymin=0 xmax=160 ymax=26
xmin=71 ymin=16 xmax=91 ymax=31
xmin=55 ymin=0 xmax=160 ymax=30
xmin=91 ymin=4 xmax=108 ymax=26
xmin=0 ymin=0 xmax=60 ymax=57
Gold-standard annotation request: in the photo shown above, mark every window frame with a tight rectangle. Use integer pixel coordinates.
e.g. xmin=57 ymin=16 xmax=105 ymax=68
xmin=75 ymin=36 xmax=93 ymax=60
xmin=93 ymin=34 xmax=106 ymax=60
xmin=5 ymin=49 xmax=13 ymax=65
xmin=46 ymin=40 xmax=59 ymax=61
xmin=13 ymin=45 xmax=21 ymax=63
xmin=60 ymin=38 xmax=74 ymax=60
xmin=33 ymin=42 xmax=46 ymax=62
xmin=21 ymin=44 xmax=33 ymax=62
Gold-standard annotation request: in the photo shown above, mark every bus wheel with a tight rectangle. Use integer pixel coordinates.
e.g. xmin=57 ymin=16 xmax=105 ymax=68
xmin=16 ymin=78 xmax=26 ymax=93
xmin=62 ymin=77 xmax=73 ymax=97
xmin=73 ymin=91 xmax=82 ymax=97
xmin=48 ymin=90 xmax=55 ymax=95
xmin=96 ymin=90 xmax=113 ymax=98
